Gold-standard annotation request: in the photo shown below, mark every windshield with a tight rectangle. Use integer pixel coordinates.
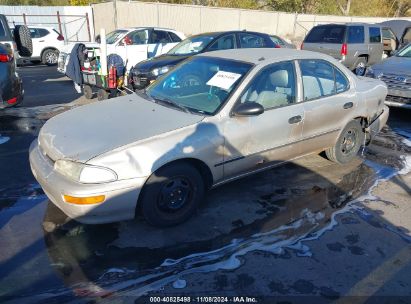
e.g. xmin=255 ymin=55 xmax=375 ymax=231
xmin=396 ymin=44 xmax=411 ymax=57
xmin=106 ymin=30 xmax=127 ymax=44
xmin=168 ymin=35 xmax=215 ymax=55
xmin=146 ymin=56 xmax=252 ymax=115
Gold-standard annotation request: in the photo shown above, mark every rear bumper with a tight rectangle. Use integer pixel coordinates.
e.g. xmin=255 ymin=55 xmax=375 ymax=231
xmin=0 ymin=76 xmax=23 ymax=109
xmin=29 ymin=139 xmax=147 ymax=224
xmin=368 ymin=106 xmax=389 ymax=139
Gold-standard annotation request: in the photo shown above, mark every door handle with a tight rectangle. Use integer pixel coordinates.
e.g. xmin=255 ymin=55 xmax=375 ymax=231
xmin=39 ymin=40 xmax=45 ymax=42
xmin=343 ymin=102 xmax=353 ymax=109
xmin=288 ymin=115 xmax=302 ymax=124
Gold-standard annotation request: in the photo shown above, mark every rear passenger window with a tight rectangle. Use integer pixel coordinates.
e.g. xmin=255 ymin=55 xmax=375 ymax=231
xmin=168 ymin=32 xmax=182 ymax=43
xmin=152 ymin=30 xmax=173 ymax=44
xmin=37 ymin=28 xmax=49 ymax=38
xmin=29 ymin=28 xmax=39 ymax=38
xmin=238 ymin=33 xmax=265 ymax=48
xmin=369 ymin=27 xmax=381 ymax=43
xmin=348 ymin=26 xmax=364 ymax=43
xmin=334 ymin=68 xmax=349 ymax=93
xmin=300 ymin=60 xmax=336 ymax=101
xmin=240 ymin=61 xmax=296 ymax=110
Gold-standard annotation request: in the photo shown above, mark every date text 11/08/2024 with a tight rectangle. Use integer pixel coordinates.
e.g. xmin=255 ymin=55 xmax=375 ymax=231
xmin=149 ymin=296 xmax=258 ymax=303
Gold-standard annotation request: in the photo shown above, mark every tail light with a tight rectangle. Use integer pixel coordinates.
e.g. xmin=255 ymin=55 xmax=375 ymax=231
xmin=57 ymin=34 xmax=64 ymax=41
xmin=6 ymin=97 xmax=18 ymax=105
xmin=341 ymin=43 xmax=347 ymax=56
xmin=0 ymin=54 xmax=13 ymax=62
xmin=274 ymin=44 xmax=281 ymax=48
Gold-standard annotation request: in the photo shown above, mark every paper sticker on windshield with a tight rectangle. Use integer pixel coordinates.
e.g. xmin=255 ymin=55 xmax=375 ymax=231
xmin=206 ymin=71 xmax=241 ymax=90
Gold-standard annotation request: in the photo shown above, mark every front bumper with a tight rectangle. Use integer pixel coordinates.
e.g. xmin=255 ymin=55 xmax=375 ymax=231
xmin=29 ymin=140 xmax=147 ymax=224
xmin=385 ymin=88 xmax=411 ymax=109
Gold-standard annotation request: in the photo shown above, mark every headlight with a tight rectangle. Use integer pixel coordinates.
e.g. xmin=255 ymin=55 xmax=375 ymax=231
xmin=150 ymin=66 xmax=171 ymax=77
xmin=54 ymin=160 xmax=117 ymax=184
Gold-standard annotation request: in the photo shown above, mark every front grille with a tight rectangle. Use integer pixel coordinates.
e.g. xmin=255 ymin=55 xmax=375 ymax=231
xmin=380 ymin=73 xmax=411 ymax=91
xmin=386 ymin=95 xmax=411 ymax=104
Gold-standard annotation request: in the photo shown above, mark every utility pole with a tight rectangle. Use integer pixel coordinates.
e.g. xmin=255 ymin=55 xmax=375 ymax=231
xmin=113 ymin=0 xmax=118 ymax=29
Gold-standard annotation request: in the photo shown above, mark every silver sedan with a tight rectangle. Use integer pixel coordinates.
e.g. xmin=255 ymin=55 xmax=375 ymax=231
xmin=29 ymin=49 xmax=389 ymax=226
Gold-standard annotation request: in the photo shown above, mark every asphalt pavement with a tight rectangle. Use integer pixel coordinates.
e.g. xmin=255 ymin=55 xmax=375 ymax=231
xmin=0 ymin=65 xmax=410 ymax=304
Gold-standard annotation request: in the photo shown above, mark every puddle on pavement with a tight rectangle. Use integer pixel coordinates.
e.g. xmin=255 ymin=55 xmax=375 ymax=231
xmin=1 ymin=123 xmax=410 ymax=300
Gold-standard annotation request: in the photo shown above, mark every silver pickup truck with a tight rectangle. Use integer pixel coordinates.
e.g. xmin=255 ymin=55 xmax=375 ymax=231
xmin=302 ymin=23 xmax=384 ymax=76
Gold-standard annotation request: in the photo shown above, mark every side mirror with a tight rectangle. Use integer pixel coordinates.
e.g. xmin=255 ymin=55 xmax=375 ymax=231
xmin=233 ymin=102 xmax=264 ymax=117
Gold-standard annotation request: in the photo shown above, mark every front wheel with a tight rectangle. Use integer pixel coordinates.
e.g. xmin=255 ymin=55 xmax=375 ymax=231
xmin=139 ymin=162 xmax=205 ymax=227
xmin=325 ymin=120 xmax=365 ymax=164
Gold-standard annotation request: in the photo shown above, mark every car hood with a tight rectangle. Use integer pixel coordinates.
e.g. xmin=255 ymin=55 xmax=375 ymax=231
xmin=372 ymin=56 xmax=411 ymax=75
xmin=135 ymin=54 xmax=190 ymax=72
xmin=38 ymin=94 xmax=204 ymax=163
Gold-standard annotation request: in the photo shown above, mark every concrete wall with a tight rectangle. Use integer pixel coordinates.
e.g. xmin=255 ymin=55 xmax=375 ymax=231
xmin=0 ymin=5 xmax=94 ymax=42
xmin=92 ymin=1 xmax=411 ymax=42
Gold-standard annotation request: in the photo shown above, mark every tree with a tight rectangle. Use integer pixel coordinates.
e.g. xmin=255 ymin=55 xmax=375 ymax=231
xmin=336 ymin=0 xmax=351 ymax=15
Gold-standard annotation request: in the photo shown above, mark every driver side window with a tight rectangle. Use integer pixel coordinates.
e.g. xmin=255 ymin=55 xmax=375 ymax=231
xmin=240 ymin=61 xmax=296 ymax=110
xmin=208 ymin=34 xmax=236 ymax=51
xmin=125 ymin=30 xmax=149 ymax=45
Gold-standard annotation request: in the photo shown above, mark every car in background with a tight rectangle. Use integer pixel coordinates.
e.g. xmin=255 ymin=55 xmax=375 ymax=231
xmin=130 ymin=30 xmax=277 ymax=90
xmin=30 ymin=49 xmax=388 ymax=226
xmin=381 ymin=26 xmax=399 ymax=57
xmin=302 ymin=23 xmax=383 ymax=76
xmin=269 ymin=35 xmax=296 ymax=49
xmin=366 ymin=43 xmax=411 ymax=109
xmin=57 ymin=27 xmax=186 ymax=74
xmin=28 ymin=26 xmax=64 ymax=65
xmin=0 ymin=14 xmax=32 ymax=109
xmin=380 ymin=20 xmax=411 ymax=51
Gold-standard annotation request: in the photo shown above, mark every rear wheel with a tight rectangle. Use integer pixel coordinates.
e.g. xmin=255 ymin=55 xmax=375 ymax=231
xmin=139 ymin=162 xmax=205 ymax=227
xmin=325 ymin=120 xmax=365 ymax=164
xmin=354 ymin=58 xmax=367 ymax=76
xmin=42 ymin=49 xmax=59 ymax=65
xmin=97 ymin=89 xmax=109 ymax=101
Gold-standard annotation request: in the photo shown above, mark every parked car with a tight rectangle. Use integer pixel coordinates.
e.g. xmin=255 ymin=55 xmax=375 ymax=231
xmin=366 ymin=43 xmax=411 ymax=109
xmin=302 ymin=23 xmax=383 ymax=76
xmin=381 ymin=26 xmax=399 ymax=56
xmin=27 ymin=26 xmax=64 ymax=65
xmin=57 ymin=27 xmax=185 ymax=74
xmin=0 ymin=14 xmax=32 ymax=109
xmin=269 ymin=35 xmax=296 ymax=49
xmin=130 ymin=30 xmax=277 ymax=90
xmin=379 ymin=20 xmax=411 ymax=50
xmin=29 ymin=48 xmax=388 ymax=226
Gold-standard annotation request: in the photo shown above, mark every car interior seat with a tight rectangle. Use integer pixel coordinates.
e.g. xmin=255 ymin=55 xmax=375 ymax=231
xmin=256 ymin=69 xmax=291 ymax=109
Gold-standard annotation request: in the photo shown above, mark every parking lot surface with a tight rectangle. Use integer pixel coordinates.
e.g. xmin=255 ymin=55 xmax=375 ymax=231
xmin=0 ymin=65 xmax=410 ymax=303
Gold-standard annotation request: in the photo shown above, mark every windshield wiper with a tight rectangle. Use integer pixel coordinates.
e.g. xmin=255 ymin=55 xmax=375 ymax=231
xmin=152 ymin=96 xmax=191 ymax=114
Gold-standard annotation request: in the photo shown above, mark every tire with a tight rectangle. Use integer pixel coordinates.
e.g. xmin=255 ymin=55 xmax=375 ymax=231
xmin=14 ymin=25 xmax=33 ymax=57
xmin=97 ymin=89 xmax=109 ymax=101
xmin=42 ymin=49 xmax=59 ymax=65
xmin=325 ymin=120 xmax=365 ymax=164
xmin=354 ymin=58 xmax=367 ymax=76
xmin=139 ymin=162 xmax=205 ymax=227
xmin=83 ymin=85 xmax=93 ymax=99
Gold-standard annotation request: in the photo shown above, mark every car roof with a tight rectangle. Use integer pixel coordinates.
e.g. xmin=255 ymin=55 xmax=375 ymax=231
xmin=199 ymin=48 xmax=332 ymax=65
xmin=190 ymin=30 xmax=269 ymax=39
xmin=118 ymin=27 xmax=179 ymax=32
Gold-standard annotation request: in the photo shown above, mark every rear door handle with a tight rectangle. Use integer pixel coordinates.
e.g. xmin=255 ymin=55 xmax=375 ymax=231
xmin=343 ymin=102 xmax=353 ymax=109
xmin=39 ymin=40 xmax=45 ymax=42
xmin=288 ymin=115 xmax=302 ymax=124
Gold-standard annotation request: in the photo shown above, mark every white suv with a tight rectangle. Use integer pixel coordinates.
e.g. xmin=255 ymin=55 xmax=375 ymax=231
xmin=29 ymin=26 xmax=64 ymax=65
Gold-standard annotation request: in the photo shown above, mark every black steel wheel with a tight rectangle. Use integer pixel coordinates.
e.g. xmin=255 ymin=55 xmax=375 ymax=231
xmin=139 ymin=162 xmax=205 ymax=227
